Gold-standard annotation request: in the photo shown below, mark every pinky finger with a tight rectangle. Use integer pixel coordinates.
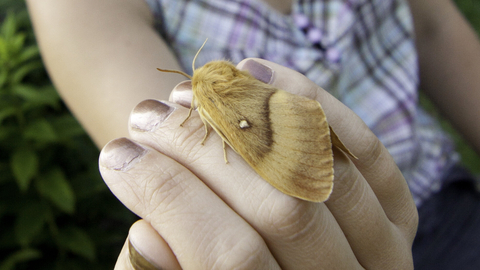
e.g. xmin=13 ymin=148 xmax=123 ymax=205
xmin=115 ymin=220 xmax=181 ymax=270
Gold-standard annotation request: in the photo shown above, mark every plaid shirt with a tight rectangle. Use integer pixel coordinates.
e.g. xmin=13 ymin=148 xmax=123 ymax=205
xmin=145 ymin=0 xmax=459 ymax=206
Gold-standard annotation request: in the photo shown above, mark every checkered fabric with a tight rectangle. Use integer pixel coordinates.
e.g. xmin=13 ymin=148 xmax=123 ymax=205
xmin=144 ymin=0 xmax=459 ymax=206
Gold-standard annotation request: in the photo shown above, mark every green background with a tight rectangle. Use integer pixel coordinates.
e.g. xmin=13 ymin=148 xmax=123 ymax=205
xmin=0 ymin=0 xmax=479 ymax=269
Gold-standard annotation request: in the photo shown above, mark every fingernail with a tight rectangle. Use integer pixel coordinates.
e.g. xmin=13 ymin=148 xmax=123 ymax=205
xmin=99 ymin=138 xmax=147 ymax=171
xmin=130 ymin=100 xmax=175 ymax=132
xmin=240 ymin=59 xmax=274 ymax=84
xmin=171 ymin=81 xmax=193 ymax=108
xmin=129 ymin=238 xmax=163 ymax=270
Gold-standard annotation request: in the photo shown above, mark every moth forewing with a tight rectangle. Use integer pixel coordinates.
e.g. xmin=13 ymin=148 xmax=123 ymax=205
xmin=329 ymin=126 xmax=357 ymax=159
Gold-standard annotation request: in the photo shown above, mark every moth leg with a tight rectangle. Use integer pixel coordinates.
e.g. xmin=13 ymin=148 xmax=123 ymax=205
xmin=180 ymin=97 xmax=196 ymax=127
xmin=223 ymin=140 xmax=229 ymax=164
xmin=200 ymin=122 xmax=211 ymax=145
xmin=180 ymin=106 xmax=194 ymax=127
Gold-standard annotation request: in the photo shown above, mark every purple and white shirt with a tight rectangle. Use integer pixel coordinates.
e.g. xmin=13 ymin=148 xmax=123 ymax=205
xmin=144 ymin=0 xmax=459 ymax=206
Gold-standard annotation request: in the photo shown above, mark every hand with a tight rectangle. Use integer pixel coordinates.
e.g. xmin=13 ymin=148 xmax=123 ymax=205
xmin=99 ymin=59 xmax=418 ymax=269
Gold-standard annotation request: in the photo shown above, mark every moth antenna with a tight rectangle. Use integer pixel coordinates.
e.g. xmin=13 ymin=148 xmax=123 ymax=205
xmin=158 ymin=39 xmax=207 ymax=79
xmin=192 ymin=38 xmax=208 ymax=72
xmin=156 ymin=68 xmax=192 ymax=80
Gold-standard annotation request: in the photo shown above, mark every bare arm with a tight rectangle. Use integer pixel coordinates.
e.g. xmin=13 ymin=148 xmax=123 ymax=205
xmin=26 ymin=0 xmax=185 ymax=148
xmin=408 ymin=0 xmax=480 ymax=154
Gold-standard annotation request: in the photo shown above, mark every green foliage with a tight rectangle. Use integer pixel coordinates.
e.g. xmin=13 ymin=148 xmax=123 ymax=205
xmin=454 ymin=0 xmax=480 ymax=34
xmin=0 ymin=7 xmax=135 ymax=270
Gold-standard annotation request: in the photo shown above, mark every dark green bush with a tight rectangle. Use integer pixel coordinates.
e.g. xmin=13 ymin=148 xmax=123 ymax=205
xmin=0 ymin=6 xmax=135 ymax=270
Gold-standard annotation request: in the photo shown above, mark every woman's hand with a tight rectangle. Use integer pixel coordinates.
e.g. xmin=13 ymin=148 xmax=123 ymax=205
xmin=99 ymin=59 xmax=418 ymax=269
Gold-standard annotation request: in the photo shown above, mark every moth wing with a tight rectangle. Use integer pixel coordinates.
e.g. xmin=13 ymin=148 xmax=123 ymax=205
xmin=329 ymin=126 xmax=357 ymax=159
xmin=235 ymin=90 xmax=335 ymax=202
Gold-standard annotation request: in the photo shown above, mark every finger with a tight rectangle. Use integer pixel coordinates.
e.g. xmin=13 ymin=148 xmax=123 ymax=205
xmin=129 ymin=100 xmax=362 ymax=269
xmin=115 ymin=220 xmax=178 ymax=270
xmin=128 ymin=220 xmax=181 ymax=270
xmin=327 ymin=148 xmax=414 ymax=269
xmin=99 ymin=138 xmax=280 ymax=269
xmin=238 ymin=58 xmax=418 ymax=237
xmin=114 ymin=237 xmax=131 ymax=270
xmin=169 ymin=80 xmax=192 ymax=108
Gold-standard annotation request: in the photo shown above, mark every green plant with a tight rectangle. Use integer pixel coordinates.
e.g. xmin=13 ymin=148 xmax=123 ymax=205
xmin=455 ymin=0 xmax=480 ymax=33
xmin=0 ymin=10 xmax=135 ymax=270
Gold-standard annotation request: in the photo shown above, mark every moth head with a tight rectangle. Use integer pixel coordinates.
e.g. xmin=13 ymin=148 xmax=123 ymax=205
xmin=194 ymin=60 xmax=238 ymax=79
xmin=192 ymin=61 xmax=244 ymax=91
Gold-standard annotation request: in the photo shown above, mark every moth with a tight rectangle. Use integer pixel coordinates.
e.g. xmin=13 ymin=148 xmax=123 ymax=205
xmin=158 ymin=40 xmax=356 ymax=202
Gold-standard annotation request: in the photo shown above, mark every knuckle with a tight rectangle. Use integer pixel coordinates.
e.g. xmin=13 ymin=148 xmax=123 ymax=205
xmin=330 ymin=153 xmax=362 ymax=203
xmin=255 ymin=198 xmax=318 ymax=239
xmin=172 ymin=115 xmax=205 ymax=149
xmin=365 ymin=229 xmax=415 ymax=270
xmin=400 ymin=204 xmax=419 ymax=243
xmin=209 ymin=232 xmax=271 ymax=270
xmin=171 ymin=114 xmax=224 ymax=163
xmin=141 ymin=165 xmax=195 ymax=215
xmin=385 ymin=242 xmax=415 ymax=270
xmin=359 ymin=132 xmax=384 ymax=169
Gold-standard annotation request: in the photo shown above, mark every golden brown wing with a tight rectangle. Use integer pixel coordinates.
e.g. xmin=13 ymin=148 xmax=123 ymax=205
xmin=231 ymin=90 xmax=335 ymax=202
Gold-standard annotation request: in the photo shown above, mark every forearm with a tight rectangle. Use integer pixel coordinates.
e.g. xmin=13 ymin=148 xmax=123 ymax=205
xmin=26 ymin=0 xmax=184 ymax=148
xmin=408 ymin=0 xmax=480 ymax=154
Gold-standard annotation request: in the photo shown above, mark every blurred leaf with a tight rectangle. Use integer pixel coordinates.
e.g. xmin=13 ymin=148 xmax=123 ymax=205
xmin=59 ymin=226 xmax=96 ymax=261
xmin=53 ymin=259 xmax=91 ymax=270
xmin=0 ymin=248 xmax=41 ymax=270
xmin=0 ymin=0 xmax=26 ymax=11
xmin=13 ymin=84 xmax=60 ymax=108
xmin=51 ymin=115 xmax=86 ymax=140
xmin=14 ymin=202 xmax=47 ymax=247
xmin=23 ymin=118 xmax=58 ymax=143
xmin=0 ymin=36 xmax=8 ymax=63
xmin=16 ymin=45 xmax=39 ymax=64
xmin=8 ymin=32 xmax=25 ymax=57
xmin=0 ymin=105 xmax=16 ymax=124
xmin=11 ymin=61 xmax=43 ymax=84
xmin=36 ymin=167 xmax=75 ymax=214
xmin=0 ymin=67 xmax=8 ymax=88
xmin=71 ymin=167 xmax=105 ymax=200
xmin=454 ymin=0 xmax=480 ymax=33
xmin=0 ymin=161 xmax=12 ymax=185
xmin=0 ymin=125 xmax=16 ymax=142
xmin=10 ymin=147 xmax=38 ymax=192
xmin=0 ymin=12 xmax=17 ymax=39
